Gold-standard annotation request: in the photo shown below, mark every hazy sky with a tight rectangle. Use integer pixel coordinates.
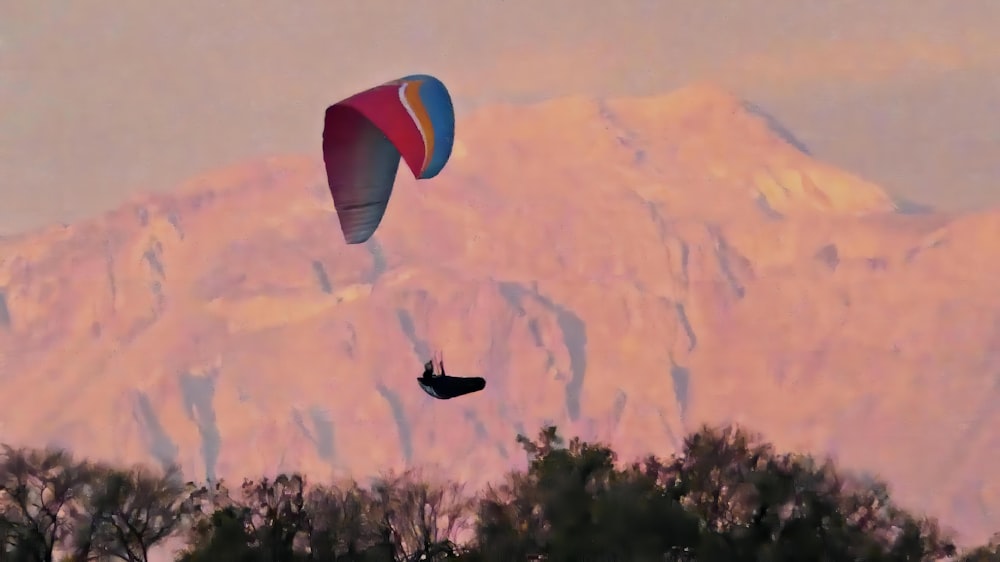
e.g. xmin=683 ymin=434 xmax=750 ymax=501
xmin=3 ymin=1 xmax=1000 ymax=233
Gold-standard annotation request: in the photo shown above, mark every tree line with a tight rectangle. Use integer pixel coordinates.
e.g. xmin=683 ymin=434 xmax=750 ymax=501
xmin=0 ymin=423 xmax=997 ymax=561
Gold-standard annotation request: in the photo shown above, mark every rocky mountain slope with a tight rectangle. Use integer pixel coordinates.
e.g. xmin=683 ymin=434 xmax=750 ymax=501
xmin=1 ymin=84 xmax=998 ymax=543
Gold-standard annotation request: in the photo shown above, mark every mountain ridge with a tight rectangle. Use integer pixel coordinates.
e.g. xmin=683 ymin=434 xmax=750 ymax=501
xmin=0 ymin=84 xmax=998 ymax=544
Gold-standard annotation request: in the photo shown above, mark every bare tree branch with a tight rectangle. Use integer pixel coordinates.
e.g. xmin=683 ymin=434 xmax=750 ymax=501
xmin=85 ymin=463 xmax=186 ymax=562
xmin=0 ymin=445 xmax=96 ymax=562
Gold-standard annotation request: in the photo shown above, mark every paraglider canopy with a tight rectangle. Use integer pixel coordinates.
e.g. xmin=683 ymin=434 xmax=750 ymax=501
xmin=322 ymin=74 xmax=456 ymax=244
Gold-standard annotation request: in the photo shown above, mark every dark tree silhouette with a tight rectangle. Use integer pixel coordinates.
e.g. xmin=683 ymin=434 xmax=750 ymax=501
xmin=958 ymin=532 xmax=1000 ymax=561
xmin=367 ymin=469 xmax=474 ymax=561
xmin=0 ymin=446 xmax=94 ymax=562
xmin=474 ymin=425 xmax=700 ymax=561
xmin=302 ymin=481 xmax=385 ymax=560
xmin=240 ymin=474 xmax=310 ymax=561
xmin=76 ymin=463 xmax=188 ymax=562
xmin=176 ymin=504 xmax=258 ymax=562
xmin=178 ymin=474 xmax=310 ymax=562
xmin=667 ymin=424 xmax=958 ymax=560
xmin=1 ymin=420 xmax=998 ymax=561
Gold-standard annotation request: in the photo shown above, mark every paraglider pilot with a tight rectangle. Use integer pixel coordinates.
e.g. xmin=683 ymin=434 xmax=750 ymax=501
xmin=416 ymin=352 xmax=485 ymax=400
xmin=421 ymin=360 xmax=436 ymax=379
xmin=420 ymin=355 xmax=447 ymax=379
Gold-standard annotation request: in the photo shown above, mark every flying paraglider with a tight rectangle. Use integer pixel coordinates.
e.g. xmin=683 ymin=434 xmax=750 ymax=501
xmin=322 ymin=77 xmax=476 ymax=399
xmin=416 ymin=354 xmax=486 ymax=400
xmin=322 ymin=74 xmax=456 ymax=244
